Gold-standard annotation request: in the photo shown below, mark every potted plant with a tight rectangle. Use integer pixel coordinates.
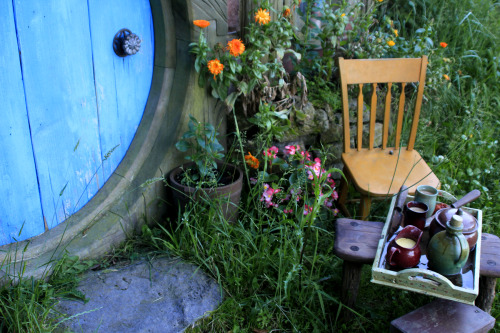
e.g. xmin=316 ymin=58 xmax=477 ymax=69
xmin=169 ymin=115 xmax=243 ymax=222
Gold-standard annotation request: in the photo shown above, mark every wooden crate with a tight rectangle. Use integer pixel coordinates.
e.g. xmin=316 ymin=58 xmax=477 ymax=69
xmin=371 ymin=191 xmax=482 ymax=304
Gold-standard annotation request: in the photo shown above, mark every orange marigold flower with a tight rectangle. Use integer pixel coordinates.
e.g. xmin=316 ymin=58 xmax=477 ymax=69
xmin=283 ymin=8 xmax=291 ymax=17
xmin=245 ymin=152 xmax=260 ymax=169
xmin=443 ymin=74 xmax=450 ymax=81
xmin=387 ymin=40 xmax=395 ymax=47
xmin=440 ymin=42 xmax=448 ymax=48
xmin=341 ymin=13 xmax=346 ymax=17
xmin=193 ymin=20 xmax=210 ymax=29
xmin=227 ymin=39 xmax=245 ymax=57
xmin=255 ymin=8 xmax=271 ymax=25
xmin=207 ymin=59 xmax=224 ymax=80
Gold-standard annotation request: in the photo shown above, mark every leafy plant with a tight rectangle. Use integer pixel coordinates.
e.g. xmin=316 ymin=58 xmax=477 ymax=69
xmin=175 ymin=115 xmax=225 ymax=187
xmin=190 ymin=1 xmax=301 ymax=111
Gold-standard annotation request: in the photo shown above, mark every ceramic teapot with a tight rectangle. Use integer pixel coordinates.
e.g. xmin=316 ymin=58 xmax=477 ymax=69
xmin=427 ymin=214 xmax=469 ymax=276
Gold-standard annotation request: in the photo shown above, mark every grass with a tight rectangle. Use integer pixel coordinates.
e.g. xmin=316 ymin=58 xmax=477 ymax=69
xmin=0 ymin=246 xmax=95 ymax=332
xmin=0 ymin=0 xmax=497 ymax=331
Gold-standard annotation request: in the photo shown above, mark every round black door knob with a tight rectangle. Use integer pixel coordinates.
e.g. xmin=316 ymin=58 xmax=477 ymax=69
xmin=113 ymin=29 xmax=141 ymax=57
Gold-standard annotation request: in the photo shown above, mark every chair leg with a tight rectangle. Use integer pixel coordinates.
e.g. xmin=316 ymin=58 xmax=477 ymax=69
xmin=341 ymin=261 xmax=364 ymax=314
xmin=476 ymin=276 xmax=497 ymax=314
xmin=338 ymin=173 xmax=350 ymax=218
xmin=359 ymin=195 xmax=372 ymax=220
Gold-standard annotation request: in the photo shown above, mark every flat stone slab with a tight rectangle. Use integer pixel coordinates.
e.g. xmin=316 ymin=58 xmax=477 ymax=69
xmin=56 ymin=258 xmax=222 ymax=332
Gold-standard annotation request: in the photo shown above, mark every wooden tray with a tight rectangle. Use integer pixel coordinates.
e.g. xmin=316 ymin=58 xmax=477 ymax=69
xmin=371 ymin=190 xmax=482 ymax=304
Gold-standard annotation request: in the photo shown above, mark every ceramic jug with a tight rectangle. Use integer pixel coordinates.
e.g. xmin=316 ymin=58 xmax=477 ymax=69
xmin=386 ymin=225 xmax=423 ymax=269
xmin=427 ymin=214 xmax=469 ymax=276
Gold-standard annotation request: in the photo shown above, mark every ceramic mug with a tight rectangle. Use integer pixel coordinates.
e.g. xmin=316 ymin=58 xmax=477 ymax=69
xmin=403 ymin=201 xmax=428 ymax=230
xmin=414 ymin=185 xmax=438 ymax=218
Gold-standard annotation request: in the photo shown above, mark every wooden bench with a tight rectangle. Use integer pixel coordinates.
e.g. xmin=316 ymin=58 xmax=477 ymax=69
xmin=333 ymin=218 xmax=500 ymax=313
xmin=390 ymin=298 xmax=495 ymax=332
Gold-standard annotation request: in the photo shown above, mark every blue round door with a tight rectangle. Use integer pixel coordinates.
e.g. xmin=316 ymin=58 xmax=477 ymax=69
xmin=0 ymin=0 xmax=154 ymax=245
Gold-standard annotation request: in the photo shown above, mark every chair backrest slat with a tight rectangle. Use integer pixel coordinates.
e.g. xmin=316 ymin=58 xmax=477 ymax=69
xmin=369 ymin=83 xmax=377 ymax=150
xmin=395 ymin=82 xmax=407 ymax=149
xmin=357 ymin=84 xmax=364 ymax=151
xmin=339 ymin=56 xmax=428 ymax=153
xmin=340 ymin=58 xmax=351 ymax=153
xmin=408 ymin=58 xmax=428 ymax=150
xmin=382 ymin=82 xmax=392 ymax=149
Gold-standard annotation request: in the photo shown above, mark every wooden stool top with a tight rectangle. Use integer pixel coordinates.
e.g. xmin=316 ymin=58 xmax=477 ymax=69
xmin=333 ymin=218 xmax=384 ymax=264
xmin=480 ymin=233 xmax=500 ymax=278
xmin=390 ymin=298 xmax=495 ymax=333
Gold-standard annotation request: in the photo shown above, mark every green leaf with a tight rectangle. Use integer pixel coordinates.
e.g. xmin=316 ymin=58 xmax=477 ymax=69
xmin=196 ymin=137 xmax=206 ymax=149
xmin=175 ymin=140 xmax=191 ymax=152
xmin=276 ymin=48 xmax=285 ymax=60
xmin=295 ymin=109 xmax=307 ymax=120
xmin=259 ymin=171 xmax=279 ymax=183
xmin=225 ymin=92 xmax=239 ymax=109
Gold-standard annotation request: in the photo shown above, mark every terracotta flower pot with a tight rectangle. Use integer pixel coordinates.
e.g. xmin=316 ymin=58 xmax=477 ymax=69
xmin=168 ymin=162 xmax=243 ymax=223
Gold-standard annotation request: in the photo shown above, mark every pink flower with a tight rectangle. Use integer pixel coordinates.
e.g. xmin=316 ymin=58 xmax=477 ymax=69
xmin=250 ymin=177 xmax=258 ymax=185
xmin=283 ymin=209 xmax=293 ymax=214
xmin=327 ymin=178 xmax=336 ymax=187
xmin=260 ymin=185 xmax=281 ymax=208
xmin=331 ymin=190 xmax=339 ymax=201
xmin=300 ymin=150 xmax=311 ymax=161
xmin=263 ymin=146 xmax=279 ymax=159
xmin=284 ymin=145 xmax=299 ymax=155
xmin=303 ymin=204 xmax=313 ymax=215
xmin=306 ymin=158 xmax=322 ymax=179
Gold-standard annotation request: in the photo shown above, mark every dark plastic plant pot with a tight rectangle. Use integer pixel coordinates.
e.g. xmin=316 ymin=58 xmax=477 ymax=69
xmin=168 ymin=162 xmax=243 ymax=223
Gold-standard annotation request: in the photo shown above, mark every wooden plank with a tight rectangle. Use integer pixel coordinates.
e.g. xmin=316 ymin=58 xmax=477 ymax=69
xmin=395 ymin=83 xmax=406 ymax=150
xmin=339 ymin=58 xmax=350 ymax=153
xmin=334 ymin=218 xmax=384 ymax=263
xmin=88 ymin=0 xmax=154 ymax=181
xmin=391 ymin=299 xmax=495 ymax=333
xmin=408 ymin=55 xmax=428 ymax=151
xmin=14 ymin=0 xmax=102 ymax=228
xmin=0 ymin=1 xmax=44 ymax=245
xmin=338 ymin=57 xmax=423 ymax=84
xmin=369 ymin=83 xmax=377 ymax=149
xmin=382 ymin=82 xmax=392 ymax=149
xmin=357 ymin=84 xmax=363 ymax=151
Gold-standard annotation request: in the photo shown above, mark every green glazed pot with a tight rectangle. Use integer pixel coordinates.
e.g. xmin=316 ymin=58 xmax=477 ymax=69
xmin=427 ymin=215 xmax=469 ymax=276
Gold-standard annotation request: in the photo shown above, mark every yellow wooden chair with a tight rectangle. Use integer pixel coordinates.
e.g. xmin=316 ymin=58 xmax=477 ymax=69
xmin=337 ymin=56 xmax=440 ymax=220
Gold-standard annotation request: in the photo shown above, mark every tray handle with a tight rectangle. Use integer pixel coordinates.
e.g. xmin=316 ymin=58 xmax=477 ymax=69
xmin=394 ymin=268 xmax=456 ymax=290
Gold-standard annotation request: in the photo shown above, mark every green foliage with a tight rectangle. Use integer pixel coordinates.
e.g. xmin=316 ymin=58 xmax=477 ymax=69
xmin=152 ymin=186 xmax=343 ymax=332
xmin=190 ymin=1 xmax=300 ymax=110
xmin=308 ymin=79 xmax=342 ymax=110
xmin=247 ymin=102 xmax=293 ymax=144
xmin=175 ymin=115 xmax=225 ymax=187
xmin=0 ymin=249 xmax=95 ymax=332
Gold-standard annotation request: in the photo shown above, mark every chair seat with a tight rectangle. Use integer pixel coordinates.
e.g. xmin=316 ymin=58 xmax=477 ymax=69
xmin=480 ymin=233 xmax=500 ymax=278
xmin=390 ymin=299 xmax=495 ymax=333
xmin=342 ymin=148 xmax=440 ymax=196
xmin=333 ymin=218 xmax=384 ymax=264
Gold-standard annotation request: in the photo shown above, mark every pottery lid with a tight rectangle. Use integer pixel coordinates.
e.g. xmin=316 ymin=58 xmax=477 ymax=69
xmin=436 ymin=207 xmax=478 ymax=233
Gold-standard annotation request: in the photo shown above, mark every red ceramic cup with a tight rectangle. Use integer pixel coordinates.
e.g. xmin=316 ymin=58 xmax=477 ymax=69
xmin=403 ymin=201 xmax=429 ymax=230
